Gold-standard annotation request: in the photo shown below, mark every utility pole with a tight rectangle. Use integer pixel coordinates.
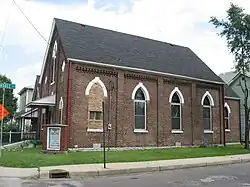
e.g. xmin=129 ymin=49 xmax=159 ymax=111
xmin=0 ymin=83 xmax=16 ymax=158
xmin=102 ymin=101 xmax=106 ymax=168
xmin=0 ymin=88 xmax=5 ymax=158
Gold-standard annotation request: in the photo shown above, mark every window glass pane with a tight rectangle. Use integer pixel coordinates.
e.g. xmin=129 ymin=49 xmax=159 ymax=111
xmin=95 ymin=112 xmax=102 ymax=120
xmin=224 ymin=107 xmax=228 ymax=117
xmin=172 ymin=93 xmax=180 ymax=103
xmin=203 ymin=96 xmax=210 ymax=105
xmin=135 ymin=116 xmax=145 ymax=129
xmin=89 ymin=111 xmax=102 ymax=120
xmin=225 ymin=118 xmax=229 ymax=129
xmin=135 ymin=88 xmax=145 ymax=100
xmin=204 ymin=118 xmax=211 ymax=130
xmin=172 ymin=118 xmax=180 ymax=130
xmin=135 ymin=101 xmax=145 ymax=115
xmin=203 ymin=107 xmax=210 ymax=118
xmin=171 ymin=105 xmax=180 ymax=117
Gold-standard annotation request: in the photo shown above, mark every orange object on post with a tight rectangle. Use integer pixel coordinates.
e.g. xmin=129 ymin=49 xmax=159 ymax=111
xmin=0 ymin=104 xmax=9 ymax=120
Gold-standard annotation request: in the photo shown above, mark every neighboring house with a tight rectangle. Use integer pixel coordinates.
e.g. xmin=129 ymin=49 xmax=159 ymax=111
xmin=15 ymin=85 xmax=34 ymax=136
xmin=27 ymin=18 xmax=241 ymax=149
xmin=219 ymin=71 xmax=250 ymax=142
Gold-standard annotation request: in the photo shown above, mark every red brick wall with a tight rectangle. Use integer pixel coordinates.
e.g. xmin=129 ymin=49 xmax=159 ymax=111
xmin=69 ymin=63 xmax=117 ymax=148
xmin=67 ymin=62 xmax=226 ymax=148
xmin=225 ymin=98 xmax=241 ymax=143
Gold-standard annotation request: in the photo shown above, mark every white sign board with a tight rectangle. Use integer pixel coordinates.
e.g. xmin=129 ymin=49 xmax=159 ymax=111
xmin=47 ymin=127 xmax=61 ymax=151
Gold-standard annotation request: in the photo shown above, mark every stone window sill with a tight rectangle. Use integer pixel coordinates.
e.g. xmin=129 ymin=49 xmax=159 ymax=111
xmin=225 ymin=129 xmax=231 ymax=132
xmin=134 ymin=129 xmax=148 ymax=133
xmin=171 ymin=130 xmax=183 ymax=134
xmin=87 ymin=129 xmax=103 ymax=133
xmin=204 ymin=130 xmax=214 ymax=134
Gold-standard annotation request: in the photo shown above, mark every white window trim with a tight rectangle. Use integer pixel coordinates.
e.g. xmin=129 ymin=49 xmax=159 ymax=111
xmin=59 ymin=97 xmax=64 ymax=124
xmin=201 ymin=91 xmax=215 ymax=106
xmin=171 ymin=102 xmax=182 ymax=131
xmin=87 ymin=129 xmax=103 ymax=133
xmin=171 ymin=130 xmax=184 ymax=134
xmin=204 ymin=130 xmax=214 ymax=134
xmin=169 ymin=87 xmax=184 ymax=104
xmin=51 ymin=57 xmax=56 ymax=84
xmin=203 ymin=105 xmax=213 ymax=132
xmin=224 ymin=103 xmax=231 ymax=131
xmin=134 ymin=99 xmax=147 ymax=131
xmin=85 ymin=77 xmax=107 ymax=97
xmin=134 ymin=129 xmax=148 ymax=133
xmin=131 ymin=82 xmax=150 ymax=101
xmin=46 ymin=127 xmax=61 ymax=151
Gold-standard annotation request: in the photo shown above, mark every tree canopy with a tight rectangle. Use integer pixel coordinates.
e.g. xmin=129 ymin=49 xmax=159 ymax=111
xmin=210 ymin=3 xmax=250 ymax=73
xmin=0 ymin=74 xmax=18 ymax=119
xmin=210 ymin=3 xmax=250 ymax=149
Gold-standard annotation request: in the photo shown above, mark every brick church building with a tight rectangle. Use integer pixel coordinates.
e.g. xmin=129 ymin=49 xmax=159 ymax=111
xmin=27 ymin=18 xmax=241 ymax=149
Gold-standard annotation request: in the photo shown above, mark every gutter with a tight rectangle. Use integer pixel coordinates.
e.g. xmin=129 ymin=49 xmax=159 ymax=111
xmin=224 ymin=96 xmax=241 ymax=100
xmin=67 ymin=58 xmax=225 ymax=85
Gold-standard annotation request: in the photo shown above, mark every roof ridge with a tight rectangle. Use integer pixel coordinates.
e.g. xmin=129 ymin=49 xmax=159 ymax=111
xmin=54 ymin=17 xmax=188 ymax=49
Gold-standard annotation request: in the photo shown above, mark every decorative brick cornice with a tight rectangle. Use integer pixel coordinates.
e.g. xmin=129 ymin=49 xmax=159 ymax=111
xmin=75 ymin=66 xmax=118 ymax=77
xmin=124 ymin=73 xmax=157 ymax=81
xmin=163 ymin=78 xmax=190 ymax=86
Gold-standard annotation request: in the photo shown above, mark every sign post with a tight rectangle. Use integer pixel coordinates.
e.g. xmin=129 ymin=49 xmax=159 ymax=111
xmin=0 ymin=83 xmax=15 ymax=158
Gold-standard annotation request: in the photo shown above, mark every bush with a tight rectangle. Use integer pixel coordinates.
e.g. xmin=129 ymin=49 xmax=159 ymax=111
xmin=30 ymin=140 xmax=42 ymax=148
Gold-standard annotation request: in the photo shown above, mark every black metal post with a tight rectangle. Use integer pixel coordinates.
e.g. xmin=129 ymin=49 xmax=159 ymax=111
xmin=102 ymin=101 xmax=106 ymax=168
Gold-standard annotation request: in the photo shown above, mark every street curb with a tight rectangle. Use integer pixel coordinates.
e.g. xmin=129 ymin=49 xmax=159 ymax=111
xmin=21 ymin=157 xmax=250 ymax=180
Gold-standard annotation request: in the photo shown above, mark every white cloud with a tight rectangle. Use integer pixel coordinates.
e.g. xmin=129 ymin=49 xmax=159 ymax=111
xmin=13 ymin=62 xmax=41 ymax=96
xmin=1 ymin=0 xmax=250 ymax=95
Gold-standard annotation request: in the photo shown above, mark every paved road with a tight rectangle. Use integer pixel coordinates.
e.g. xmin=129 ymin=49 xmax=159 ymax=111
xmin=2 ymin=163 xmax=250 ymax=186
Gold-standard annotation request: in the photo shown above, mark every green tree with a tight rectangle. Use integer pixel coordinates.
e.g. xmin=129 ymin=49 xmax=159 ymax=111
xmin=210 ymin=3 xmax=250 ymax=149
xmin=0 ymin=74 xmax=18 ymax=124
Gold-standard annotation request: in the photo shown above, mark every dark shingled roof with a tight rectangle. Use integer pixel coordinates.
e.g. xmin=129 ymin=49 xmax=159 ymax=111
xmin=54 ymin=18 xmax=224 ymax=83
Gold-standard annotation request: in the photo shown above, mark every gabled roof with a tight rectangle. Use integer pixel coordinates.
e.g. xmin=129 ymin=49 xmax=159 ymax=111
xmin=18 ymin=85 xmax=34 ymax=95
xmin=219 ymin=70 xmax=250 ymax=85
xmin=32 ymin=75 xmax=40 ymax=101
xmin=39 ymin=18 xmax=224 ymax=84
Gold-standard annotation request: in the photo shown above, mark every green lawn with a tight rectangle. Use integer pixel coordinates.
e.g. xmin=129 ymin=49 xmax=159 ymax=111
xmin=0 ymin=144 xmax=249 ymax=168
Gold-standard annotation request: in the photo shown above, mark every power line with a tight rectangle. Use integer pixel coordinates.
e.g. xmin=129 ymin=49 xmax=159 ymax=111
xmin=0 ymin=0 xmax=12 ymax=63
xmin=12 ymin=0 xmax=48 ymax=44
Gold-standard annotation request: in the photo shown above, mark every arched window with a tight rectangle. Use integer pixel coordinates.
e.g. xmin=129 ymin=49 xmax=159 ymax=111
xmin=171 ymin=93 xmax=182 ymax=130
xmin=224 ymin=103 xmax=231 ymax=131
xmin=202 ymin=96 xmax=212 ymax=131
xmin=51 ymin=41 xmax=57 ymax=84
xmin=134 ymin=88 xmax=147 ymax=130
xmin=59 ymin=97 xmax=63 ymax=124
xmin=85 ymin=77 xmax=107 ymax=132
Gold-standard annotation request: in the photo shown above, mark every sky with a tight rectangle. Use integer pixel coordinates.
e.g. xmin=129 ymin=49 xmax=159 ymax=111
xmin=0 ymin=0 xmax=250 ymax=99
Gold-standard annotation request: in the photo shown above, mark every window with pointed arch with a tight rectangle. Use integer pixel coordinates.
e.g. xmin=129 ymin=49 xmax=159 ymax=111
xmin=171 ymin=92 xmax=182 ymax=130
xmin=134 ymin=88 xmax=147 ymax=130
xmin=224 ymin=106 xmax=230 ymax=130
xmin=203 ymin=96 xmax=212 ymax=130
xmin=51 ymin=41 xmax=57 ymax=84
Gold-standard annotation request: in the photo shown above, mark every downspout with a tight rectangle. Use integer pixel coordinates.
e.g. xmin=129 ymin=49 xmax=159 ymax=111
xmin=156 ymin=79 xmax=159 ymax=147
xmin=67 ymin=60 xmax=72 ymax=150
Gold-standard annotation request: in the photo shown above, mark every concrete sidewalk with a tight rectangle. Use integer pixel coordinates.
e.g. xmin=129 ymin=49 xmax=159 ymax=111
xmin=1 ymin=154 xmax=250 ymax=179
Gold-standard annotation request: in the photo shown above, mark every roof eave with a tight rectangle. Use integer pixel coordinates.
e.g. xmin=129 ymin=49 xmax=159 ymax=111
xmin=68 ymin=58 xmax=225 ymax=85
xmin=39 ymin=19 xmax=56 ymax=84
xmin=224 ymin=96 xmax=241 ymax=100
